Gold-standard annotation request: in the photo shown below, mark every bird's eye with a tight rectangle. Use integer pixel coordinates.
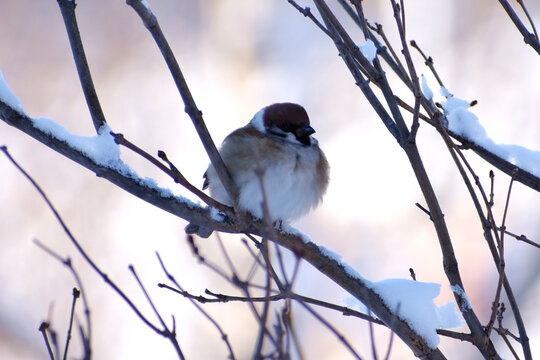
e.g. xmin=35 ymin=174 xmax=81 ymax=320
xmin=267 ymin=126 xmax=287 ymax=138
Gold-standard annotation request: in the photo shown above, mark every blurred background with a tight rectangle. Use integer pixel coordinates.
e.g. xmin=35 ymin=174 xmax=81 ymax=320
xmin=0 ymin=0 xmax=539 ymax=359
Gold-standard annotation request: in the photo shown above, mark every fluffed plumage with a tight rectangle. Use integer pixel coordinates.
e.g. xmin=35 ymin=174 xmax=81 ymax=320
xmin=186 ymin=102 xmax=329 ymax=237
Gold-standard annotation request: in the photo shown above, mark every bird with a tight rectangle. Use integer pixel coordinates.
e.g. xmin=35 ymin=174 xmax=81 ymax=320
xmin=186 ymin=102 xmax=329 ymax=237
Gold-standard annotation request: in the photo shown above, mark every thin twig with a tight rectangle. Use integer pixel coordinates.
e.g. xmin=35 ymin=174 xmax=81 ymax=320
xmin=39 ymin=322 xmax=56 ymax=360
xmin=34 ymin=239 xmax=92 ymax=358
xmin=368 ymin=309 xmax=378 ymax=360
xmin=287 ymin=0 xmax=333 ymax=37
xmin=56 ymin=0 xmax=107 ymax=132
xmin=389 ymin=0 xmax=423 ymax=142
xmin=289 ymin=256 xmax=302 ymax=287
xmin=415 ymin=202 xmax=433 ymax=220
xmin=486 ymin=171 xmax=517 ymax=337
xmin=496 ymin=0 xmax=540 ymax=54
xmin=112 ymin=132 xmax=231 ymax=215
xmin=498 ymin=229 xmax=539 ymax=249
xmin=252 ymin=158 xmax=275 ymax=359
xmin=62 ymin=288 xmax=80 ymax=360
xmin=495 ymin=304 xmax=521 ymax=360
xmin=0 ymin=146 xmax=181 ymax=353
xmin=216 ymin=232 xmax=240 ymax=276
xmin=128 ymin=265 xmax=169 ymax=332
xmin=410 ymin=40 xmax=445 ymax=88
xmin=489 ymin=170 xmax=495 ymax=208
xmin=293 ymin=299 xmax=364 ymax=360
xmin=310 ymin=0 xmax=402 ymax=142
xmin=516 ymin=0 xmax=539 ymax=41
xmin=126 ymin=0 xmax=241 ymax=214
xmin=161 ymin=285 xmax=386 ymax=326
xmin=186 ymin=235 xmax=233 ymax=283
xmin=435 ymin=123 xmax=531 ymax=358
xmin=368 ymin=21 xmax=411 ymax=87
xmin=114 ymin=288 xmax=181 ymax=360
xmin=435 ymin=329 xmax=474 ymax=342
xmin=156 ymin=253 xmax=236 ymax=360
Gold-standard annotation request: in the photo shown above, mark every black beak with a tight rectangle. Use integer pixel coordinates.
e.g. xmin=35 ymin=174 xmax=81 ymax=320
xmin=294 ymin=124 xmax=315 ymax=146
xmin=295 ymin=124 xmax=315 ymax=138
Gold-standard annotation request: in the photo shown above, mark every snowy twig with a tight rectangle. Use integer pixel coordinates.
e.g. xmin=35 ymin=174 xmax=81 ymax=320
xmin=411 ymin=34 xmax=540 ymax=193
xmin=382 ymin=303 xmax=401 ymax=360
xmin=458 ymin=133 xmax=540 ymax=192
xmin=126 ymin=0 xmax=241 ymax=216
xmin=111 ymin=131 xmax=231 ymax=214
xmin=300 ymin=2 xmax=504 ymax=358
xmin=56 ymin=0 xmax=107 ymax=133
xmin=1 ymin=105 xmax=447 ymax=357
xmin=0 ymin=101 xmax=234 ymax=231
xmin=435 ymin=126 xmax=531 ymax=359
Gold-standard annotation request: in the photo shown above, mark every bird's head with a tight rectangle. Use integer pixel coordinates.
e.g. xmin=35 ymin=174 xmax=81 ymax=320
xmin=250 ymin=103 xmax=316 ymax=146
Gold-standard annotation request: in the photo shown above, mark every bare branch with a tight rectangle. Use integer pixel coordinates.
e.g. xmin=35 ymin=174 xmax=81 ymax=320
xmin=293 ymin=299 xmax=365 ymax=360
xmin=497 ymin=0 xmax=540 ymax=54
xmin=56 ymin=0 xmax=107 ymax=133
xmin=0 ymin=146 xmax=186 ymax=355
xmin=33 ymin=240 xmax=91 ymax=359
xmin=39 ymin=322 xmax=56 ymax=360
xmin=516 ymin=0 xmax=539 ymax=41
xmin=126 ymin=0 xmax=240 ymax=214
xmin=128 ymin=264 xmax=186 ymax=359
xmin=157 ymin=253 xmax=236 ymax=360
xmin=62 ymin=288 xmax=80 ymax=360
xmin=498 ymin=228 xmax=540 ymax=249
xmin=434 ymin=125 xmax=531 ymax=358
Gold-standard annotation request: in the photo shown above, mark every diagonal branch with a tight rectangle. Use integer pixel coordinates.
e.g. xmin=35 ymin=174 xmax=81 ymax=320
xmin=496 ymin=0 xmax=540 ymax=55
xmin=1 ymin=101 xmax=448 ymax=359
xmin=126 ymin=0 xmax=240 ymax=214
xmin=111 ymin=132 xmax=232 ymax=215
xmin=57 ymin=0 xmax=107 ymax=133
xmin=0 ymin=100 xmax=232 ymax=231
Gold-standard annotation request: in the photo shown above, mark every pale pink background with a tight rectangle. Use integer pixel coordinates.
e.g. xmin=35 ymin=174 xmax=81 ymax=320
xmin=0 ymin=1 xmax=539 ymax=359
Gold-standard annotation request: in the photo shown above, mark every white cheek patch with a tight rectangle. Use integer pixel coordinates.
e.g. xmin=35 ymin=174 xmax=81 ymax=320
xmin=249 ymin=109 xmax=266 ymax=133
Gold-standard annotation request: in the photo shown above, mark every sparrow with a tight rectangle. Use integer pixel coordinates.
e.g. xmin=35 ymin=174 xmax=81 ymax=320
xmin=186 ymin=102 xmax=329 ymax=237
